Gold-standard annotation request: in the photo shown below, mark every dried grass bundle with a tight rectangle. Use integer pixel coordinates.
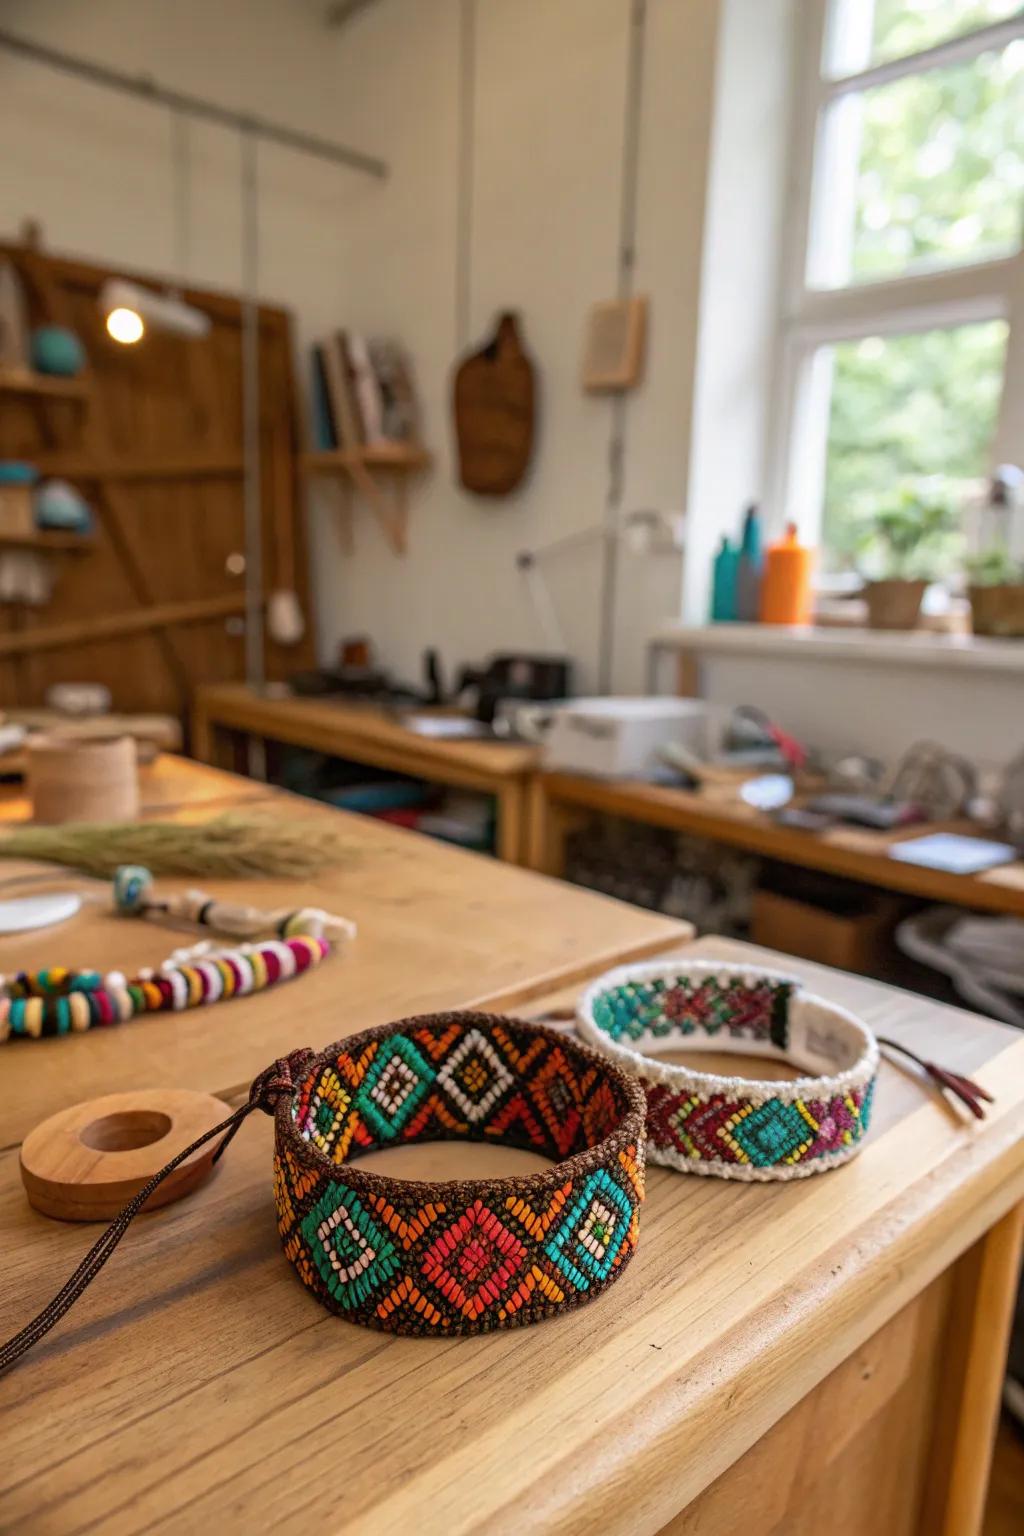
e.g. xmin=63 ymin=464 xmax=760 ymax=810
xmin=0 ymin=813 xmax=348 ymax=880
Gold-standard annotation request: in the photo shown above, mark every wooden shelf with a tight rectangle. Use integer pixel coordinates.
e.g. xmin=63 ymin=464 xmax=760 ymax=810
xmin=300 ymin=443 xmax=431 ymax=556
xmin=0 ymin=370 xmax=90 ymax=402
xmin=34 ymin=453 xmax=245 ymax=482
xmin=0 ymin=528 xmax=94 ymax=554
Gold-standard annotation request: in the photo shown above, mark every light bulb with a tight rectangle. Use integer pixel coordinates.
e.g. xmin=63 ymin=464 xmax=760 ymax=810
xmin=106 ymin=307 xmax=144 ymax=345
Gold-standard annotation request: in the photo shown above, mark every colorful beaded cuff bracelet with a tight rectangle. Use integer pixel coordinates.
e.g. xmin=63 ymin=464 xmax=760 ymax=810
xmin=577 ymin=961 xmax=878 ymax=1181
xmin=274 ymin=1012 xmax=647 ymax=1333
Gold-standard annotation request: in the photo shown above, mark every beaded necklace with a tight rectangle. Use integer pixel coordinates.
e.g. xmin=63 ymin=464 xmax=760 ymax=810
xmin=0 ymin=864 xmax=356 ymax=1043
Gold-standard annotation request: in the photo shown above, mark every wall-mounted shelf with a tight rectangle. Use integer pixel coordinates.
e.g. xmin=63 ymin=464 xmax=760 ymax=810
xmin=0 ymin=369 xmax=91 ymax=402
xmin=300 ymin=443 xmax=431 ymax=555
xmin=35 ymin=452 xmax=245 ymax=482
xmin=0 ymin=528 xmax=95 ymax=554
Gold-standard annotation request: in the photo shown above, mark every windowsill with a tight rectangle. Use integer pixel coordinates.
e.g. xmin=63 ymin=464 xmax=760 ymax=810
xmin=651 ymin=623 xmax=1024 ymax=674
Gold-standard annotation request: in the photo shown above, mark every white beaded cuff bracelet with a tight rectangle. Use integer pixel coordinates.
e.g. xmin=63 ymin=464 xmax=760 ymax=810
xmin=577 ymin=960 xmax=879 ymax=1181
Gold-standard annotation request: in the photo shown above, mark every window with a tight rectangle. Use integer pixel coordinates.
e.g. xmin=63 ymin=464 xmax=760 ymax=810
xmin=775 ymin=0 xmax=1024 ymax=577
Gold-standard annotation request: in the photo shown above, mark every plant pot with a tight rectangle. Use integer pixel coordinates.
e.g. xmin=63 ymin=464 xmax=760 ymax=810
xmin=863 ymin=579 xmax=926 ymax=631
xmin=968 ymin=583 xmax=1024 ymax=638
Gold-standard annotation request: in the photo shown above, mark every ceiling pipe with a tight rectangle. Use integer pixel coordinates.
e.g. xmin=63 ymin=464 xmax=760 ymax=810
xmin=0 ymin=27 xmax=388 ymax=178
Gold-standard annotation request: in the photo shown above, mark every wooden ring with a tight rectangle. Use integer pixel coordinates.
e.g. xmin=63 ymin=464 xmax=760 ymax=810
xmin=19 ymin=1088 xmax=233 ymax=1222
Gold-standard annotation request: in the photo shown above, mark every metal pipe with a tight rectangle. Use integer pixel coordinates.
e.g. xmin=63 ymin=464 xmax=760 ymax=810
xmin=0 ymin=27 xmax=388 ymax=179
xmin=596 ymin=0 xmax=647 ymax=695
xmin=240 ymin=129 xmax=267 ymax=778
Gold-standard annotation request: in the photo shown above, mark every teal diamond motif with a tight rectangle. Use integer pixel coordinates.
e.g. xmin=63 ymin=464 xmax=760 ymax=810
xmin=730 ymin=1100 xmax=809 ymax=1167
xmin=301 ymin=1183 xmax=400 ymax=1310
xmin=354 ymin=1033 xmax=434 ymax=1141
xmin=544 ymin=1168 xmax=633 ymax=1291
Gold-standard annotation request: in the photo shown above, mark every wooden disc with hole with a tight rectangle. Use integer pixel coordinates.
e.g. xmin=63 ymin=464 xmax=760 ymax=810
xmin=19 ymin=1088 xmax=233 ymax=1222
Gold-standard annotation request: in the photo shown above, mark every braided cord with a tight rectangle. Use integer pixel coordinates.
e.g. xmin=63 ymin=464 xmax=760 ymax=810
xmin=0 ymin=1048 xmax=313 ymax=1376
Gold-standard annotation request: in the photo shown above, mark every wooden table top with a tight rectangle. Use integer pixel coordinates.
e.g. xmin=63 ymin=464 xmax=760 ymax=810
xmin=538 ymin=770 xmax=1024 ymax=916
xmin=1 ymin=934 xmax=1021 ymax=1534
xmin=195 ymin=683 xmax=541 ymax=781
xmin=0 ymin=778 xmax=686 ymax=1151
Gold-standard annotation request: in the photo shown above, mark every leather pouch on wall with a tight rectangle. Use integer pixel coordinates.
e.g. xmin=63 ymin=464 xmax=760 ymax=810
xmin=453 ymin=311 xmax=536 ymax=496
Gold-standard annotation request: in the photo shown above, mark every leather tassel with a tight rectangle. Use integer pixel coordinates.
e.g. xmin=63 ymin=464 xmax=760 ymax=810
xmin=878 ymin=1036 xmax=993 ymax=1120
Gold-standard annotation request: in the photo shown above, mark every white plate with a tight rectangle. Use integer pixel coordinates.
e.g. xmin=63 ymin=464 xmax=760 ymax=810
xmin=0 ymin=892 xmax=82 ymax=934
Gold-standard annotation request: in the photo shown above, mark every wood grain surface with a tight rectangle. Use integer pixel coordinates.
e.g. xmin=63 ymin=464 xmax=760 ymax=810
xmin=192 ymin=684 xmax=542 ymax=863
xmin=0 ymin=780 xmax=686 ymax=1151
xmin=0 ymin=241 xmax=315 ymax=710
xmin=193 ymin=684 xmax=541 ymax=779
xmin=529 ymin=771 xmax=1024 ymax=917
xmin=1 ymin=928 xmax=1021 ymax=1535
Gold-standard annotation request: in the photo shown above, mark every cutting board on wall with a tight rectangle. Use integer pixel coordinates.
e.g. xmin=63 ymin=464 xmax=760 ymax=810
xmin=453 ymin=311 xmax=536 ymax=496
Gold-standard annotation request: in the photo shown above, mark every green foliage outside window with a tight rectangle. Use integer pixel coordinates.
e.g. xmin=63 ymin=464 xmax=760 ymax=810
xmin=821 ymin=2 xmax=1021 ymax=570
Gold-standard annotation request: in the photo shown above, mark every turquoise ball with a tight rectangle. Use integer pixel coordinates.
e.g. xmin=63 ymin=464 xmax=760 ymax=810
xmin=31 ymin=325 xmax=86 ymax=377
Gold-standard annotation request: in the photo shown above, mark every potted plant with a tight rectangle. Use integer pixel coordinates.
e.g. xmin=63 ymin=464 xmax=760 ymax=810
xmin=854 ymin=484 xmax=957 ymax=630
xmin=966 ymin=546 xmax=1024 ymax=637
xmin=964 ymin=467 xmax=1024 ymax=638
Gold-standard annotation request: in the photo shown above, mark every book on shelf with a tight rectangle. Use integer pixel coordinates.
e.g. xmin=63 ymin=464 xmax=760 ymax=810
xmin=369 ymin=339 xmax=421 ymax=445
xmin=346 ymin=332 xmax=385 ymax=446
xmin=310 ymin=347 xmax=335 ymax=451
xmin=332 ymin=332 xmax=365 ymax=448
xmin=309 ymin=331 xmax=421 ymax=454
xmin=318 ymin=334 xmax=363 ymax=451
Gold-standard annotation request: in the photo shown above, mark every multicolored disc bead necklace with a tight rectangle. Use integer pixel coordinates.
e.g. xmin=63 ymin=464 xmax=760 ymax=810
xmin=0 ymin=865 xmax=356 ymax=1043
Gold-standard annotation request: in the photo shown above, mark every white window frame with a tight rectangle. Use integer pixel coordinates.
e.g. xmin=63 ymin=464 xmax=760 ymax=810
xmin=769 ymin=1 xmax=1024 ymax=552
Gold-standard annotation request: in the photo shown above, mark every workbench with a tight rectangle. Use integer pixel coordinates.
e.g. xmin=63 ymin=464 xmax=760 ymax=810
xmin=0 ymin=761 xmax=1021 ymax=1535
xmin=527 ymin=770 xmax=1024 ymax=917
xmin=192 ymin=682 xmax=541 ymax=864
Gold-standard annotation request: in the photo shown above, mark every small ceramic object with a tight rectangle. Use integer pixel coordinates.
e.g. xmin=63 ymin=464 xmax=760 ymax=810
xmin=30 ymin=325 xmax=86 ymax=377
xmin=34 ymin=478 xmax=93 ymax=533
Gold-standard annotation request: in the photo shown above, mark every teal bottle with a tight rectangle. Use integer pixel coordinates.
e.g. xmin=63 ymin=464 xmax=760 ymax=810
xmin=710 ymin=536 xmax=738 ymax=621
xmin=735 ymin=503 xmax=764 ymax=622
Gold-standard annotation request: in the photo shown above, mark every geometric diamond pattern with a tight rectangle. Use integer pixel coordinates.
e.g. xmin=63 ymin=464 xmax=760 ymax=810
xmin=420 ymin=1199 xmax=526 ymax=1321
xmin=434 ymin=1028 xmax=514 ymax=1124
xmin=353 ymin=1034 xmax=434 ymax=1141
xmin=543 ymin=1167 xmax=634 ymax=1291
xmin=300 ymin=1183 xmax=401 ymax=1310
xmin=301 ymin=1067 xmax=352 ymax=1157
xmin=591 ymin=973 xmax=791 ymax=1047
xmin=646 ymin=1083 xmax=873 ymax=1171
xmin=722 ymin=1099 xmax=815 ymax=1166
xmin=277 ymin=1017 xmax=646 ymax=1334
xmin=527 ymin=1045 xmax=586 ymax=1158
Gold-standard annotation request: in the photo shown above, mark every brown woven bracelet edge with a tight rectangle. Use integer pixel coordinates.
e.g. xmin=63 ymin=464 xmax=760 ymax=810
xmin=274 ymin=1009 xmax=648 ymax=1205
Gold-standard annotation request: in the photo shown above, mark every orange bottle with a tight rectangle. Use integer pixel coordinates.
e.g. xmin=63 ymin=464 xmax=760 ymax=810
xmin=760 ymin=522 xmax=813 ymax=625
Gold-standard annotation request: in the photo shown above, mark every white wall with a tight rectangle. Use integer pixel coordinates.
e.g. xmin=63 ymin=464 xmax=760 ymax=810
xmin=314 ymin=0 xmax=723 ymax=693
xmin=1 ymin=0 xmax=789 ymax=694
xmin=683 ymin=0 xmax=796 ymax=621
xmin=0 ymin=0 xmax=363 ymax=362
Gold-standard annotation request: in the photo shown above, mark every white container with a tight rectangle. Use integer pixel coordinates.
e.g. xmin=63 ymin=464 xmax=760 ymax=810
xmin=527 ymin=697 xmax=731 ymax=778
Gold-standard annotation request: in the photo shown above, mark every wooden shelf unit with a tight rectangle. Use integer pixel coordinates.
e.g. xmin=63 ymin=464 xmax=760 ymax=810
xmin=0 ymin=369 xmax=91 ymax=401
xmin=0 ymin=528 xmax=94 ymax=554
xmin=300 ymin=442 xmax=431 ymax=555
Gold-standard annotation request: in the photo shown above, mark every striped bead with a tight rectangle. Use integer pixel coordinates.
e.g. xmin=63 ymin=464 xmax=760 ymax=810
xmin=1 ymin=934 xmax=332 ymax=1044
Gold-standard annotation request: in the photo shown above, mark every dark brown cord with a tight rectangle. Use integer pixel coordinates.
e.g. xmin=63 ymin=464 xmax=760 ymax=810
xmin=0 ymin=1047 xmax=313 ymax=1377
xmin=877 ymin=1036 xmax=993 ymax=1121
